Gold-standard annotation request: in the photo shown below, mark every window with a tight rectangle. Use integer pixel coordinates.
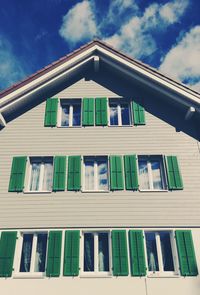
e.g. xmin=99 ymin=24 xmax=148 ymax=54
xmin=28 ymin=157 xmax=53 ymax=192
xmin=109 ymin=99 xmax=131 ymax=126
xmin=83 ymin=232 xmax=110 ymax=275
xmin=138 ymin=156 xmax=166 ymax=190
xmin=145 ymin=231 xmax=177 ymax=275
xmin=60 ymin=99 xmax=81 ymax=127
xmin=19 ymin=232 xmax=48 ymax=274
xmin=83 ymin=156 xmax=109 ymax=191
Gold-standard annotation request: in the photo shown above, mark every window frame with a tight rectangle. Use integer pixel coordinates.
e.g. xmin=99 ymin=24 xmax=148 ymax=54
xmin=14 ymin=231 xmax=48 ymax=278
xmin=80 ymin=230 xmax=112 ymax=277
xmin=24 ymin=157 xmax=53 ymax=193
xmin=82 ymin=156 xmax=109 ymax=192
xmin=144 ymin=230 xmax=179 ymax=277
xmin=108 ymin=99 xmax=132 ymax=127
xmin=58 ymin=98 xmax=82 ymax=128
xmin=138 ymin=155 xmax=167 ymax=191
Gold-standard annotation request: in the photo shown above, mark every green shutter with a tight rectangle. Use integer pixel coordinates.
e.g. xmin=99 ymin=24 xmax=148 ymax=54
xmin=124 ymin=155 xmax=138 ymax=190
xmin=166 ymin=156 xmax=183 ymax=190
xmin=132 ymin=101 xmax=145 ymax=125
xmin=44 ymin=98 xmax=58 ymax=127
xmin=63 ymin=230 xmax=80 ymax=276
xmin=46 ymin=231 xmax=62 ymax=277
xmin=67 ymin=156 xmax=81 ymax=191
xmin=112 ymin=230 xmax=128 ymax=276
xmin=8 ymin=157 xmax=27 ymax=192
xmin=176 ymin=230 xmax=198 ymax=276
xmin=53 ymin=156 xmax=66 ymax=191
xmin=129 ymin=230 xmax=146 ymax=276
xmin=0 ymin=231 xmax=17 ymax=277
xmin=95 ymin=97 xmax=107 ymax=126
xmin=110 ymin=156 xmax=124 ymax=190
xmin=82 ymin=98 xmax=94 ymax=126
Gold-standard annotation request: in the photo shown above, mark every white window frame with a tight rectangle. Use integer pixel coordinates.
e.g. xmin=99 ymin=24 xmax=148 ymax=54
xmin=144 ymin=230 xmax=179 ymax=277
xmin=25 ymin=157 xmax=53 ymax=193
xmin=82 ymin=156 xmax=109 ymax=192
xmin=108 ymin=99 xmax=132 ymax=126
xmin=14 ymin=231 xmax=48 ymax=278
xmin=138 ymin=155 xmax=167 ymax=191
xmin=58 ymin=99 xmax=82 ymax=127
xmin=81 ymin=231 xmax=112 ymax=277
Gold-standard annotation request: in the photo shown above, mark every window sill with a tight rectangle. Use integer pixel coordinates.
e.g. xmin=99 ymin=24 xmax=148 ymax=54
xmin=108 ymin=125 xmax=133 ymax=127
xmin=139 ymin=189 xmax=168 ymax=192
xmin=23 ymin=191 xmax=52 ymax=194
xmin=147 ymin=273 xmax=180 ymax=278
xmin=80 ymin=273 xmax=112 ymax=278
xmin=57 ymin=125 xmax=82 ymax=128
xmin=13 ymin=273 xmax=45 ymax=279
xmin=81 ymin=190 xmax=110 ymax=193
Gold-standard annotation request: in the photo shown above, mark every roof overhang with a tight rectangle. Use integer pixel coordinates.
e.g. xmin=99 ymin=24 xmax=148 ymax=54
xmin=0 ymin=40 xmax=200 ymax=124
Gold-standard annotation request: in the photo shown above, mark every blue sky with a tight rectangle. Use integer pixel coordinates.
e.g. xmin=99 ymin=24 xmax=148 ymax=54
xmin=0 ymin=0 xmax=200 ymax=92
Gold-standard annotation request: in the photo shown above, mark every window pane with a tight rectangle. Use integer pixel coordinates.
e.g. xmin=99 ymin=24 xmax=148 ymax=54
xmin=42 ymin=162 xmax=53 ymax=191
xmin=110 ymin=105 xmax=118 ymax=125
xmin=139 ymin=160 xmax=150 ymax=189
xmin=61 ymin=105 xmax=70 ymax=126
xmin=151 ymin=161 xmax=163 ymax=189
xmin=98 ymin=233 xmax=109 ymax=271
xmin=121 ymin=104 xmax=130 ymax=125
xmin=73 ymin=104 xmax=81 ymax=126
xmin=20 ymin=234 xmax=33 ymax=272
xmin=30 ymin=163 xmax=41 ymax=191
xmin=84 ymin=233 xmax=94 ymax=271
xmin=34 ymin=233 xmax=48 ymax=272
xmin=160 ymin=232 xmax=174 ymax=271
xmin=97 ymin=159 xmax=108 ymax=190
xmin=85 ymin=159 xmax=94 ymax=190
xmin=145 ymin=232 xmax=159 ymax=271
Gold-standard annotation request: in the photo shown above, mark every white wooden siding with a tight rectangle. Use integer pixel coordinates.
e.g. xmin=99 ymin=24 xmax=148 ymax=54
xmin=0 ymin=75 xmax=200 ymax=228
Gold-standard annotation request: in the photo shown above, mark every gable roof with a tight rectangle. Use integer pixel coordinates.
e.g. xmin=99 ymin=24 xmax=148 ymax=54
xmin=0 ymin=39 xmax=200 ymax=126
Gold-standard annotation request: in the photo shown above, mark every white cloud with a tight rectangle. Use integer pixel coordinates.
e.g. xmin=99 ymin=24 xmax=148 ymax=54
xmin=0 ymin=36 xmax=26 ymax=90
xmin=159 ymin=26 xmax=200 ymax=92
xmin=104 ymin=0 xmax=189 ymax=59
xmin=106 ymin=0 xmax=138 ymax=24
xmin=59 ymin=1 xmax=97 ymax=44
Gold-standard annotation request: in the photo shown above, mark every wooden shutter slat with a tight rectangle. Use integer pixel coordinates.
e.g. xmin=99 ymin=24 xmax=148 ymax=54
xmin=176 ymin=230 xmax=198 ymax=276
xmin=124 ymin=155 xmax=138 ymax=190
xmin=112 ymin=230 xmax=128 ymax=276
xmin=67 ymin=156 xmax=81 ymax=191
xmin=0 ymin=231 xmax=17 ymax=277
xmin=46 ymin=231 xmax=62 ymax=277
xmin=166 ymin=156 xmax=183 ymax=190
xmin=53 ymin=156 xmax=66 ymax=191
xmin=132 ymin=101 xmax=145 ymax=125
xmin=129 ymin=230 xmax=146 ymax=276
xmin=8 ymin=157 xmax=27 ymax=192
xmin=63 ymin=230 xmax=80 ymax=276
xmin=110 ymin=156 xmax=124 ymax=190
xmin=95 ymin=97 xmax=107 ymax=126
xmin=44 ymin=98 xmax=58 ymax=127
xmin=82 ymin=98 xmax=94 ymax=126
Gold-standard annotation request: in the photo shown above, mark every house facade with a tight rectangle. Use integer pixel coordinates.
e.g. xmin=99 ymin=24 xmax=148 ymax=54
xmin=0 ymin=40 xmax=200 ymax=295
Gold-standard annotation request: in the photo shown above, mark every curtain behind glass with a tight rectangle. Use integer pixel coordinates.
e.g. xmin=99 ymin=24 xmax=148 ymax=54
xmin=109 ymin=105 xmax=118 ymax=125
xmin=145 ymin=232 xmax=159 ymax=272
xmin=139 ymin=160 xmax=150 ymax=189
xmin=20 ymin=234 xmax=33 ymax=272
xmin=30 ymin=163 xmax=40 ymax=191
xmin=84 ymin=233 xmax=94 ymax=271
xmin=34 ymin=233 xmax=48 ymax=272
xmin=61 ymin=106 xmax=70 ymax=126
xmin=43 ymin=162 xmax=53 ymax=191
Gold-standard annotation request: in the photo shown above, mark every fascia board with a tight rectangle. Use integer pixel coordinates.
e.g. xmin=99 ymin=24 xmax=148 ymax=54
xmin=0 ymin=55 xmax=95 ymax=113
xmin=97 ymin=46 xmax=200 ymax=106
xmin=0 ymin=45 xmax=98 ymax=108
xmin=0 ymin=113 xmax=6 ymax=126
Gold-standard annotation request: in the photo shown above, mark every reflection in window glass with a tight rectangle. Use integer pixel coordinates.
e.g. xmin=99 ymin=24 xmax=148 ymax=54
xmin=42 ymin=162 xmax=53 ymax=191
xmin=145 ymin=232 xmax=159 ymax=272
xmin=84 ymin=233 xmax=94 ymax=271
xmin=61 ymin=100 xmax=81 ymax=127
xmin=110 ymin=105 xmax=118 ymax=125
xmin=34 ymin=233 xmax=48 ymax=272
xmin=30 ymin=163 xmax=41 ymax=191
xmin=85 ymin=160 xmax=94 ymax=191
xmin=139 ymin=160 xmax=150 ymax=189
xmin=61 ymin=105 xmax=70 ymax=126
xmin=160 ymin=232 xmax=174 ymax=271
xmin=20 ymin=234 xmax=33 ymax=272
xmin=98 ymin=233 xmax=109 ymax=271
xmin=97 ymin=160 xmax=108 ymax=190
xmin=121 ymin=104 xmax=130 ymax=125
xmin=73 ymin=104 xmax=81 ymax=126
xmin=152 ymin=161 xmax=163 ymax=190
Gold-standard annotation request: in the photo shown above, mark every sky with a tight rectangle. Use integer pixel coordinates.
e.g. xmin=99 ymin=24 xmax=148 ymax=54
xmin=0 ymin=0 xmax=200 ymax=92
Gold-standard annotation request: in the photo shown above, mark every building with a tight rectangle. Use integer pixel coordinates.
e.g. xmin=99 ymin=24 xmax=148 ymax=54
xmin=0 ymin=40 xmax=200 ymax=295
